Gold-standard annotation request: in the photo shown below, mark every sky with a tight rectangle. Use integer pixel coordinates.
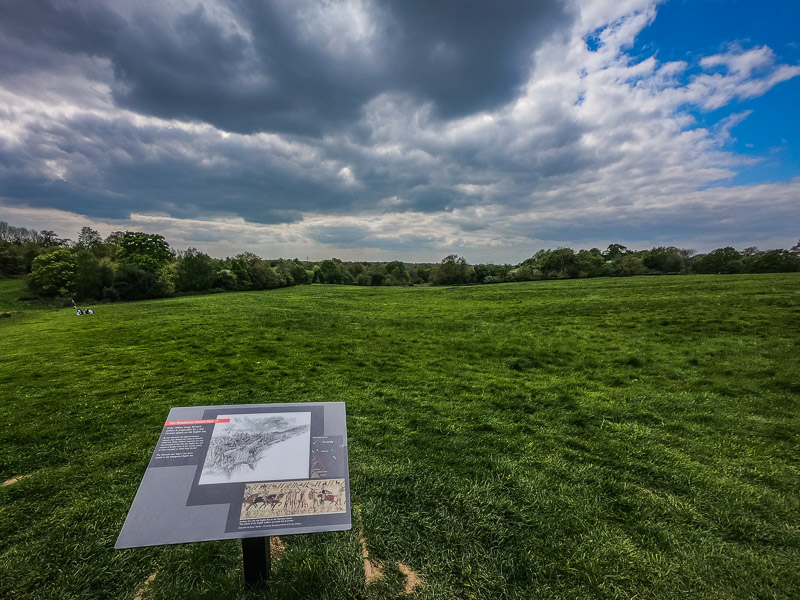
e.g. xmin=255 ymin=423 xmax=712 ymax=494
xmin=1 ymin=0 xmax=798 ymax=263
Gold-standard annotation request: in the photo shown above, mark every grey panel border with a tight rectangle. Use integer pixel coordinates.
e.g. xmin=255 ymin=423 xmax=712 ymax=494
xmin=116 ymin=402 xmax=350 ymax=549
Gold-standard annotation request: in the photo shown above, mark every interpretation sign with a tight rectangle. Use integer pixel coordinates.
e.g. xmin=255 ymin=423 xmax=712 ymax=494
xmin=116 ymin=402 xmax=351 ymax=548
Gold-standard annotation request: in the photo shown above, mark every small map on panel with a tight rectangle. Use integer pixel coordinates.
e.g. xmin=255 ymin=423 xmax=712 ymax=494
xmin=310 ymin=436 xmax=345 ymax=478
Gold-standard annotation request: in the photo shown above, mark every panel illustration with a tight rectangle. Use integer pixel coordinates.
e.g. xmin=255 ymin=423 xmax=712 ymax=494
xmin=199 ymin=412 xmax=311 ymax=485
xmin=240 ymin=479 xmax=347 ymax=520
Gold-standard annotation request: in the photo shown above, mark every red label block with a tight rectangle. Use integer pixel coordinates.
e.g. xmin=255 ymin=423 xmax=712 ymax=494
xmin=164 ymin=419 xmax=231 ymax=426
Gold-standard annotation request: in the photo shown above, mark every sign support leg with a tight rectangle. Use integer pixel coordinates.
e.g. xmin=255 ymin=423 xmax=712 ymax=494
xmin=242 ymin=536 xmax=271 ymax=587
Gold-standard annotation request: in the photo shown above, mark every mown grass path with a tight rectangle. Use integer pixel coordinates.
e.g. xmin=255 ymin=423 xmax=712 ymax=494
xmin=1 ymin=275 xmax=798 ymax=599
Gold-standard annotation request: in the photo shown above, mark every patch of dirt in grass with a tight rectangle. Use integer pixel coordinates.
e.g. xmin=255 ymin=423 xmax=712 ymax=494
xmin=357 ymin=506 xmax=420 ymax=593
xmin=2 ymin=475 xmax=28 ymax=486
xmin=364 ymin=555 xmax=384 ymax=584
xmin=398 ymin=562 xmax=422 ymax=594
xmin=356 ymin=505 xmax=384 ymax=584
xmin=133 ymin=569 xmax=158 ymax=600
xmin=360 ymin=529 xmax=383 ymax=583
xmin=270 ymin=536 xmax=285 ymax=560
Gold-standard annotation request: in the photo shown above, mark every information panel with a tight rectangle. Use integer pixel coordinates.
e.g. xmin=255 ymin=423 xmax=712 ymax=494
xmin=116 ymin=402 xmax=351 ymax=548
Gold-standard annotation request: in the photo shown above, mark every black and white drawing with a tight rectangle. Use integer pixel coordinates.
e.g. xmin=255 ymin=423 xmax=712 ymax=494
xmin=198 ymin=412 xmax=311 ymax=484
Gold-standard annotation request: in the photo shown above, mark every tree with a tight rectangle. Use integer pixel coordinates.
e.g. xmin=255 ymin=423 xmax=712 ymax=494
xmin=618 ymin=253 xmax=646 ymax=276
xmin=603 ymin=244 xmax=629 ymax=261
xmin=430 ymin=255 xmax=472 ymax=285
xmin=642 ymin=247 xmax=685 ymax=274
xmin=39 ymin=230 xmax=67 ymax=247
xmin=27 ymin=248 xmax=78 ymax=297
xmin=691 ymin=247 xmax=743 ymax=274
xmin=474 ymin=263 xmax=512 ymax=284
xmin=116 ymin=232 xmax=173 ymax=274
xmin=0 ymin=240 xmax=26 ymax=277
xmin=575 ymin=249 xmax=606 ymax=278
xmin=745 ymin=249 xmax=800 ymax=273
xmin=409 ymin=265 xmax=431 ymax=284
xmin=319 ymin=259 xmax=352 ymax=284
xmin=226 ymin=257 xmax=252 ymax=290
xmin=539 ymin=248 xmax=578 ymax=278
xmin=77 ymin=227 xmax=102 ymax=249
xmin=112 ymin=266 xmax=165 ymax=300
xmin=289 ymin=261 xmax=310 ymax=284
xmin=72 ymin=250 xmax=114 ymax=300
xmin=384 ymin=261 xmax=410 ymax=285
xmin=175 ymin=248 xmax=215 ymax=292
xmin=213 ymin=269 xmax=238 ymax=290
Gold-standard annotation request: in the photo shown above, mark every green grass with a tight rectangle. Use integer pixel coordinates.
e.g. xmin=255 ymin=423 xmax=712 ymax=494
xmin=1 ymin=274 xmax=798 ymax=599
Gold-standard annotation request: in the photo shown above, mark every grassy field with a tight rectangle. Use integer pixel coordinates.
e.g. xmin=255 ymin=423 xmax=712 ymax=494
xmin=1 ymin=274 xmax=798 ymax=600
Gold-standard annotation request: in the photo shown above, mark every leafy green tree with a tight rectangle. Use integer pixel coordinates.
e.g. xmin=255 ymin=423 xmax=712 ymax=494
xmin=345 ymin=262 xmax=365 ymax=279
xmin=384 ymin=261 xmax=410 ymax=285
xmin=213 ymin=269 xmax=238 ymax=290
xmin=175 ymin=248 xmax=215 ymax=292
xmin=539 ymin=248 xmax=578 ymax=278
xmin=39 ymin=230 xmax=67 ymax=247
xmin=603 ymin=244 xmax=629 ymax=261
xmin=312 ymin=265 xmax=325 ymax=283
xmin=112 ymin=266 xmax=165 ymax=300
xmin=474 ymin=263 xmax=513 ymax=283
xmin=618 ymin=253 xmax=646 ymax=276
xmin=289 ymin=261 xmax=310 ymax=284
xmin=431 ymin=255 xmax=472 ymax=285
xmin=0 ymin=240 xmax=26 ymax=277
xmin=575 ymin=249 xmax=606 ymax=278
xmin=319 ymin=259 xmax=352 ymax=284
xmin=642 ymin=247 xmax=686 ymax=274
xmin=76 ymin=227 xmax=103 ymax=254
xmin=226 ymin=257 xmax=252 ymax=290
xmin=409 ymin=265 xmax=431 ymax=284
xmin=117 ymin=232 xmax=173 ymax=274
xmin=508 ymin=264 xmax=538 ymax=281
xmin=271 ymin=259 xmax=297 ymax=287
xmin=745 ymin=249 xmax=800 ymax=273
xmin=258 ymin=261 xmax=284 ymax=288
xmin=73 ymin=250 xmax=114 ymax=300
xmin=27 ymin=248 xmax=78 ymax=297
xmin=691 ymin=247 xmax=744 ymax=274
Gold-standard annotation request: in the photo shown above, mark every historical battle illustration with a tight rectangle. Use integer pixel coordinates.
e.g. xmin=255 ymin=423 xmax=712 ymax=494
xmin=198 ymin=412 xmax=311 ymax=485
xmin=240 ymin=479 xmax=347 ymax=520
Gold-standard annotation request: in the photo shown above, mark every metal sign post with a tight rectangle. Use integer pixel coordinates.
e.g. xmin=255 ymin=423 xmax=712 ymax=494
xmin=242 ymin=536 xmax=271 ymax=586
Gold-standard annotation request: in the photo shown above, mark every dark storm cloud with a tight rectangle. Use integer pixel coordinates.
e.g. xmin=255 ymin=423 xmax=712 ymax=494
xmin=1 ymin=0 xmax=571 ymax=135
xmin=0 ymin=110 xmax=359 ymax=223
xmin=378 ymin=0 xmax=569 ymax=118
xmin=0 ymin=1 xmax=122 ymax=71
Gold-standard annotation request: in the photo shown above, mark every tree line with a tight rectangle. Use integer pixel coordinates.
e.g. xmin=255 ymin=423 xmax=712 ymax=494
xmin=1 ymin=221 xmax=798 ymax=303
